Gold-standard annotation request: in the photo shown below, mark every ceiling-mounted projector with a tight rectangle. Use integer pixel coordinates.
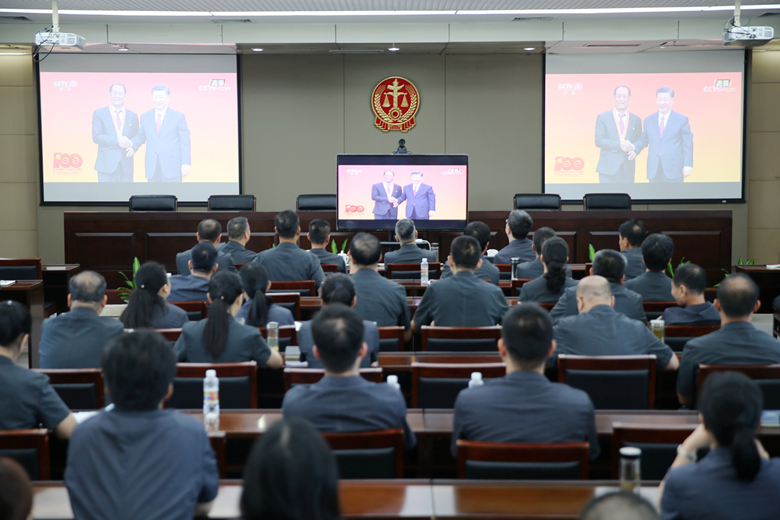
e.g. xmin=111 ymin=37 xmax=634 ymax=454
xmin=723 ymin=25 xmax=774 ymax=47
xmin=34 ymin=32 xmax=86 ymax=50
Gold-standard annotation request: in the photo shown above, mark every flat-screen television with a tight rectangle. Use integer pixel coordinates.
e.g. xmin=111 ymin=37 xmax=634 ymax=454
xmin=337 ymin=154 xmax=468 ymax=231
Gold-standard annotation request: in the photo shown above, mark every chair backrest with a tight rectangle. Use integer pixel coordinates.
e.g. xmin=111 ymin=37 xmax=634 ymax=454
xmin=257 ymin=325 xmax=297 ymax=351
xmin=207 ymin=195 xmax=256 ymax=211
xmin=208 ymin=431 xmax=227 ymax=478
xmin=456 ymin=440 xmax=589 ymax=480
xmin=513 ymin=193 xmax=562 ymax=211
xmin=697 ymin=364 xmax=780 ymax=408
xmin=320 ymin=263 xmax=339 ymax=273
xmin=664 ymin=323 xmax=720 ymax=352
xmin=169 ymin=300 xmax=209 ymax=321
xmin=558 ymin=355 xmax=657 ymax=410
xmin=296 ymin=194 xmax=337 ymax=211
xmin=33 ymin=369 xmax=105 ymax=410
xmin=322 ymin=428 xmax=404 ymax=479
xmin=0 ymin=429 xmax=50 ymax=480
xmin=378 ymin=326 xmax=405 ymax=352
xmin=385 ymin=262 xmax=441 ymax=280
xmin=583 ymin=193 xmax=631 ymax=210
xmin=265 ymin=291 xmax=302 ymax=320
xmin=510 ymin=278 xmax=533 ymax=297
xmin=611 ymin=423 xmax=695 ymax=480
xmin=0 ymin=258 xmax=42 ymax=281
xmin=535 ymin=302 xmax=556 ymax=312
xmin=774 ymin=311 xmax=780 ymax=339
xmin=414 ymin=353 xmax=502 ymax=364
xmin=643 ymin=301 xmax=678 ymax=321
xmin=283 ymin=368 xmax=383 ymax=392
xmin=157 ymin=328 xmax=182 ymax=342
xmin=411 ymin=362 xmax=506 ymax=408
xmin=169 ymin=362 xmax=258 ymax=409
xmin=421 ymin=326 xmax=502 ymax=352
xmin=495 ymin=264 xmax=511 ymax=281
xmin=268 ymin=280 xmax=316 ymax=297
xmin=129 ymin=195 xmax=177 ymax=212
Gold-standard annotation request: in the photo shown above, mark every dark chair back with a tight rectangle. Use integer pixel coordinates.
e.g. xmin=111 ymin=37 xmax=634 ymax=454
xmin=129 ymin=195 xmax=177 ymax=211
xmin=207 ymin=195 xmax=256 ymax=211
xmin=321 ymin=263 xmax=339 ymax=273
xmin=33 ymin=369 xmax=105 ymax=410
xmin=664 ymin=323 xmax=720 ymax=352
xmin=265 ymin=292 xmax=302 ymax=320
xmin=583 ymin=193 xmax=631 ymax=210
xmin=322 ymin=429 xmax=404 ymax=479
xmin=169 ymin=362 xmax=258 ymax=409
xmin=414 ymin=353 xmax=502 ymax=364
xmin=268 ymin=280 xmax=316 ymax=297
xmin=257 ymin=325 xmax=297 ymax=351
xmin=697 ymin=364 xmax=780 ymax=408
xmin=0 ymin=429 xmax=50 ymax=480
xmin=169 ymin=300 xmax=209 ymax=321
xmin=378 ymin=326 xmax=405 ymax=352
xmin=208 ymin=431 xmax=227 ymax=478
xmin=0 ymin=259 xmax=42 ymax=281
xmin=385 ymin=262 xmax=441 ymax=280
xmin=643 ymin=301 xmax=678 ymax=321
xmin=421 ymin=326 xmax=502 ymax=352
xmin=558 ymin=355 xmax=657 ymax=409
xmin=157 ymin=328 xmax=182 ymax=342
xmin=513 ymin=193 xmax=562 ymax=211
xmin=411 ymin=363 xmax=506 ymax=408
xmin=611 ymin=423 xmax=695 ymax=480
xmin=456 ymin=440 xmax=589 ymax=480
xmin=495 ymin=263 xmax=511 ymax=281
xmin=296 ymin=194 xmax=337 ymax=211
xmin=510 ymin=278 xmax=533 ymax=297
xmin=283 ymin=368 xmax=383 ymax=392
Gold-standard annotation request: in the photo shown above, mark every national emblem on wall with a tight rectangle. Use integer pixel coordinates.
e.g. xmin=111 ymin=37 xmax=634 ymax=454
xmin=371 ymin=77 xmax=420 ymax=132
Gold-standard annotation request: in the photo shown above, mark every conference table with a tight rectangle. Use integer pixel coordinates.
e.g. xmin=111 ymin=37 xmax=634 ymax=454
xmin=1 ymin=280 xmax=45 ymax=368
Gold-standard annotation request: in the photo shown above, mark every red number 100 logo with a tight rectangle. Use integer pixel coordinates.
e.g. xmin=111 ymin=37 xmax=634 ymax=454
xmin=54 ymin=153 xmax=83 ymax=168
xmin=555 ymin=156 xmax=584 ymax=171
xmin=345 ymin=205 xmax=365 ymax=213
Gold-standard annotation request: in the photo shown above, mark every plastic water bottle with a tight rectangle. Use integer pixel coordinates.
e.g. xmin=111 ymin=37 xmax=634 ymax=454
xmin=387 ymin=375 xmax=401 ymax=392
xmin=203 ymin=369 xmax=220 ymax=426
xmin=420 ymin=258 xmax=429 ymax=285
xmin=468 ymin=372 xmax=484 ymax=388
xmin=267 ymin=321 xmax=279 ymax=351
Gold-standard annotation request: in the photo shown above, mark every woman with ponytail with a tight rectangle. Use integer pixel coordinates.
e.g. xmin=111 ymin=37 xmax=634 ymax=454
xmin=297 ymin=273 xmax=379 ymax=368
xmin=120 ymin=261 xmax=188 ymax=330
xmin=518 ymin=238 xmax=578 ymax=303
xmin=236 ymin=263 xmax=294 ymax=327
xmin=174 ymin=271 xmax=283 ymax=368
xmin=660 ymin=371 xmax=780 ymax=519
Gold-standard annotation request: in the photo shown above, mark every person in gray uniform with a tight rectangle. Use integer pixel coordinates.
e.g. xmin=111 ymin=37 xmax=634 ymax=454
xmin=383 ymin=219 xmax=436 ymax=265
xmin=236 ymin=263 xmax=294 ymax=327
xmin=282 ymin=304 xmax=415 ymax=450
xmin=618 ymin=219 xmax=647 ymax=281
xmin=254 ymin=210 xmax=324 ymax=290
xmin=307 ymin=219 xmax=346 ymax=273
xmin=518 ymin=237 xmax=578 ymax=303
xmin=452 ymin=304 xmax=598 ymax=459
xmin=176 ymin=219 xmax=237 ymax=275
xmin=624 ymin=233 xmax=674 ymax=301
xmin=120 ymin=261 xmax=188 ymax=330
xmin=412 ymin=236 xmax=509 ymax=331
xmin=441 ymin=221 xmax=500 ymax=285
xmin=514 ymin=227 xmax=572 ymax=280
xmin=217 ymin=216 xmax=257 ymax=264
xmin=662 ymin=263 xmax=720 ymax=325
xmin=493 ymin=210 xmax=535 ymax=265
xmin=550 ymin=276 xmax=678 ymax=371
xmin=168 ymin=242 xmax=218 ymax=302
xmin=550 ymin=249 xmax=645 ymax=324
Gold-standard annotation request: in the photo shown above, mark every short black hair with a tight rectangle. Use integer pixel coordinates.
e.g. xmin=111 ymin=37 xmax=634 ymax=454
xmin=507 ymin=210 xmax=533 ymax=239
xmin=349 ymin=233 xmax=381 ymax=266
xmin=614 ymin=85 xmax=631 ymax=97
xmin=532 ymin=227 xmax=556 ymax=254
xmin=656 ymin=86 xmax=675 ymax=97
xmin=102 ymin=331 xmax=176 ymax=411
xmin=321 ymin=273 xmax=355 ymax=306
xmin=151 ymin=85 xmax=170 ymax=95
xmin=311 ymin=303 xmax=364 ymax=374
xmin=395 ymin=219 xmax=416 ymax=242
xmin=502 ymin=304 xmax=553 ymax=368
xmin=109 ymin=83 xmax=126 ymax=94
xmin=69 ymin=270 xmax=107 ymax=304
xmin=198 ymin=219 xmax=222 ymax=243
xmin=0 ymin=457 xmax=33 ymax=520
xmin=411 ymin=171 xmax=422 ymax=178
xmin=579 ymin=491 xmax=659 ymax=520
xmin=592 ymin=249 xmax=627 ymax=282
xmin=0 ymin=301 xmax=31 ymax=349
xmin=451 ymin=236 xmax=482 ymax=270
xmin=275 ymin=210 xmax=300 ymax=239
xmin=190 ymin=242 xmax=218 ymax=273
xmin=716 ymin=273 xmax=759 ymax=319
xmin=464 ymin=221 xmax=491 ymax=251
xmin=227 ymin=216 xmax=249 ymax=240
xmin=618 ymin=219 xmax=647 ymax=247
xmin=308 ymin=219 xmax=331 ymax=246
xmin=641 ymin=233 xmax=674 ymax=272
xmin=673 ymin=263 xmax=707 ymax=295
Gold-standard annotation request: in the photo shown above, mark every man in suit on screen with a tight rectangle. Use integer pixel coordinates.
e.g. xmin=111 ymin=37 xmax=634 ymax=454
xmin=631 ymin=86 xmax=693 ymax=183
xmin=371 ymin=170 xmax=404 ymax=220
xmin=131 ymin=85 xmax=191 ymax=182
xmin=397 ymin=171 xmax=435 ymax=220
xmin=92 ymin=84 xmax=139 ymax=182
xmin=595 ymin=86 xmax=643 ymax=183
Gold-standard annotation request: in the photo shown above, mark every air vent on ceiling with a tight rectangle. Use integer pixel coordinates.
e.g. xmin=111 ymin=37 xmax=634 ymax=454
xmin=0 ymin=16 xmax=32 ymax=22
xmin=329 ymin=49 xmax=384 ymax=54
xmin=513 ymin=17 xmax=554 ymax=22
xmin=758 ymin=12 xmax=780 ymax=17
xmin=583 ymin=43 xmax=642 ymax=47
xmin=211 ymin=19 xmax=252 ymax=23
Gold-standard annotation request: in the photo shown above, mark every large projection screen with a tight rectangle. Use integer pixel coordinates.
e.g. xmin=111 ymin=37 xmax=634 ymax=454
xmin=38 ymin=54 xmax=240 ymax=204
xmin=544 ymin=50 xmax=745 ymax=203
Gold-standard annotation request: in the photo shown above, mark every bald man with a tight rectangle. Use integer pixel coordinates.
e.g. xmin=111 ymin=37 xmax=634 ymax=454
xmin=549 ymin=276 xmax=678 ymax=371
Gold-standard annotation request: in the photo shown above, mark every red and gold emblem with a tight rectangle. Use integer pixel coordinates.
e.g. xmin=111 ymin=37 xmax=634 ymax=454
xmin=371 ymin=76 xmax=419 ymax=132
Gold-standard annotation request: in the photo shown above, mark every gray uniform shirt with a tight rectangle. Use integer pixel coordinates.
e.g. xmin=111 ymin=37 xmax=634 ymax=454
xmin=384 ymin=244 xmax=437 ymax=264
xmin=493 ymin=238 xmax=535 ymax=265
xmin=621 ymin=247 xmax=646 ymax=281
xmin=297 ymin=319 xmax=379 ymax=368
xmin=441 ymin=257 xmax=500 ymax=285
xmin=174 ymin=315 xmax=272 ymax=365
xmin=550 ymin=281 xmax=646 ymax=324
xmin=0 ymin=355 xmax=71 ymax=431
xmin=414 ymin=271 xmax=509 ymax=327
xmin=254 ymin=242 xmax=325 ymax=289
xmin=351 ymin=268 xmax=411 ymax=329
xmin=217 ymin=240 xmax=258 ymax=264
xmin=662 ymin=302 xmax=721 ymax=325
xmin=168 ymin=275 xmax=210 ymax=303
xmin=151 ymin=302 xmax=189 ymax=330
xmin=624 ymin=271 xmax=674 ymax=302
xmin=519 ymin=277 xmax=579 ymax=303
xmin=309 ymin=247 xmax=347 ymax=273
xmin=236 ymin=300 xmax=295 ymax=327
xmin=39 ymin=307 xmax=125 ymax=369
xmin=176 ymin=248 xmax=237 ymax=276
xmin=515 ymin=257 xmax=572 ymax=280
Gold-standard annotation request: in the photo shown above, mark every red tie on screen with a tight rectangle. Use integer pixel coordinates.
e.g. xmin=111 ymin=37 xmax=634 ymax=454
xmin=619 ymin=114 xmax=625 ymax=134
xmin=414 ymin=186 xmax=418 ymax=196
xmin=156 ymin=113 xmax=162 ymax=133
xmin=660 ymin=116 xmax=665 ymax=138
xmin=115 ymin=109 xmax=122 ymax=132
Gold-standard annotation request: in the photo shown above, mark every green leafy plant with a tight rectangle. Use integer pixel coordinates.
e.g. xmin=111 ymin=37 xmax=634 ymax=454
xmin=667 ymin=258 xmax=690 ymax=278
xmin=117 ymin=257 xmax=141 ymax=302
xmin=330 ymin=238 xmax=349 ymax=254
xmin=588 ymin=244 xmax=596 ymax=262
xmin=715 ymin=258 xmax=755 ymax=287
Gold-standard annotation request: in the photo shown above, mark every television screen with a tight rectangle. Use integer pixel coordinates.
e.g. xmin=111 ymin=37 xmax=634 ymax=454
xmin=337 ymin=154 xmax=468 ymax=231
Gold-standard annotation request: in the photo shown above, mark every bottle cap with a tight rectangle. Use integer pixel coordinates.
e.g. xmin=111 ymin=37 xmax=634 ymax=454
xmin=620 ymin=447 xmax=641 ymax=458
xmin=206 ymin=369 xmax=217 ymax=378
xmin=471 ymin=372 xmax=483 ymax=381
xmin=387 ymin=375 xmax=398 ymax=384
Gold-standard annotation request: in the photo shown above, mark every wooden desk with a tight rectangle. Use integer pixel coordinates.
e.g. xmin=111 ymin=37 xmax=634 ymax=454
xmin=1 ymin=281 xmax=44 ymax=368
xmin=42 ymin=265 xmax=81 ymax=313
xmin=735 ymin=265 xmax=780 ymax=313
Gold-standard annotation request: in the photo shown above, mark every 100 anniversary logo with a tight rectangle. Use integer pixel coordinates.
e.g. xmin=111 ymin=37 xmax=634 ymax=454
xmin=371 ymin=77 xmax=419 ymax=132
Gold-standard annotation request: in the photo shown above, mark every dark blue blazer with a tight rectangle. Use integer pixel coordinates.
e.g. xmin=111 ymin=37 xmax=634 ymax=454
xmin=633 ymin=111 xmax=693 ymax=181
xmin=398 ymin=183 xmax=435 ymax=218
xmin=91 ymin=106 xmax=139 ymax=174
xmin=132 ymin=108 xmax=191 ymax=179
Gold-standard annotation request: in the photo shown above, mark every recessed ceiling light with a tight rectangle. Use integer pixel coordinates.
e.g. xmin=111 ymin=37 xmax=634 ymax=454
xmin=524 ymin=47 xmax=535 ymax=51
xmin=388 ymin=45 xmax=400 ymax=52
xmin=252 ymin=48 xmax=263 ymax=52
xmin=118 ymin=47 xmax=128 ymax=51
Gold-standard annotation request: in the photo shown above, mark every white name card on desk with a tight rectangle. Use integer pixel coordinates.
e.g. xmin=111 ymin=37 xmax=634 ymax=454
xmin=44 ymin=266 xmax=68 ymax=271
xmin=0 ymin=280 xmax=16 ymax=287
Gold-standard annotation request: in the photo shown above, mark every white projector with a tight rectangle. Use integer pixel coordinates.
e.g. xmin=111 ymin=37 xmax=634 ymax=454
xmin=723 ymin=25 xmax=774 ymax=47
xmin=34 ymin=32 xmax=86 ymax=50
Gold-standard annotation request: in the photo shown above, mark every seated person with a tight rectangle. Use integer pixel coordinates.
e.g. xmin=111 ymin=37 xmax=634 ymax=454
xmin=580 ymin=492 xmax=660 ymax=520
xmin=218 ymin=216 xmax=258 ymax=264
xmin=237 ymin=263 xmax=294 ymax=327
xmin=349 ymin=233 xmax=412 ymax=342
xmin=550 ymin=249 xmax=645 ymax=324
xmin=412 ymin=236 xmax=509 ymax=331
xmin=661 ymin=372 xmax=780 ymax=520
xmin=282 ymin=304 xmax=415 ymax=450
xmin=65 ymin=331 xmax=219 ymax=520
xmin=383 ymin=218 xmax=436 ymax=265
xmin=550 ymin=276 xmax=678 ymax=371
xmin=307 ymin=219 xmax=346 ymax=273
xmin=0 ymin=301 xmax=76 ymax=437
xmin=775 ymin=293 xmax=780 ymax=313
xmin=452 ymin=304 xmax=598 ymax=459
xmin=441 ymin=221 xmax=500 ymax=285
xmin=299 ymin=274 xmax=378 ymax=368
xmin=0 ymin=457 xmax=34 ymax=520
xmin=39 ymin=271 xmax=124 ymax=369
xmin=676 ymin=274 xmax=780 ymax=407
xmin=493 ymin=210 xmax=536 ymax=265
xmin=176 ymin=218 xmax=237 ymax=275
xmin=662 ymin=263 xmax=720 ymax=325
xmin=618 ymin=219 xmax=647 ymax=281
xmin=120 ymin=261 xmax=188 ymax=330
xmin=518 ymin=237 xmax=578 ymax=303
xmin=624 ymin=233 xmax=674 ymax=302
xmin=254 ymin=210 xmax=325 ymax=290
xmin=174 ymin=271 xmax=284 ymax=367
xmin=515 ymin=227 xmax=572 ymax=280
xmin=241 ymin=418 xmax=340 ymax=520
xmin=168 ymin=242 xmax=218 ymax=302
